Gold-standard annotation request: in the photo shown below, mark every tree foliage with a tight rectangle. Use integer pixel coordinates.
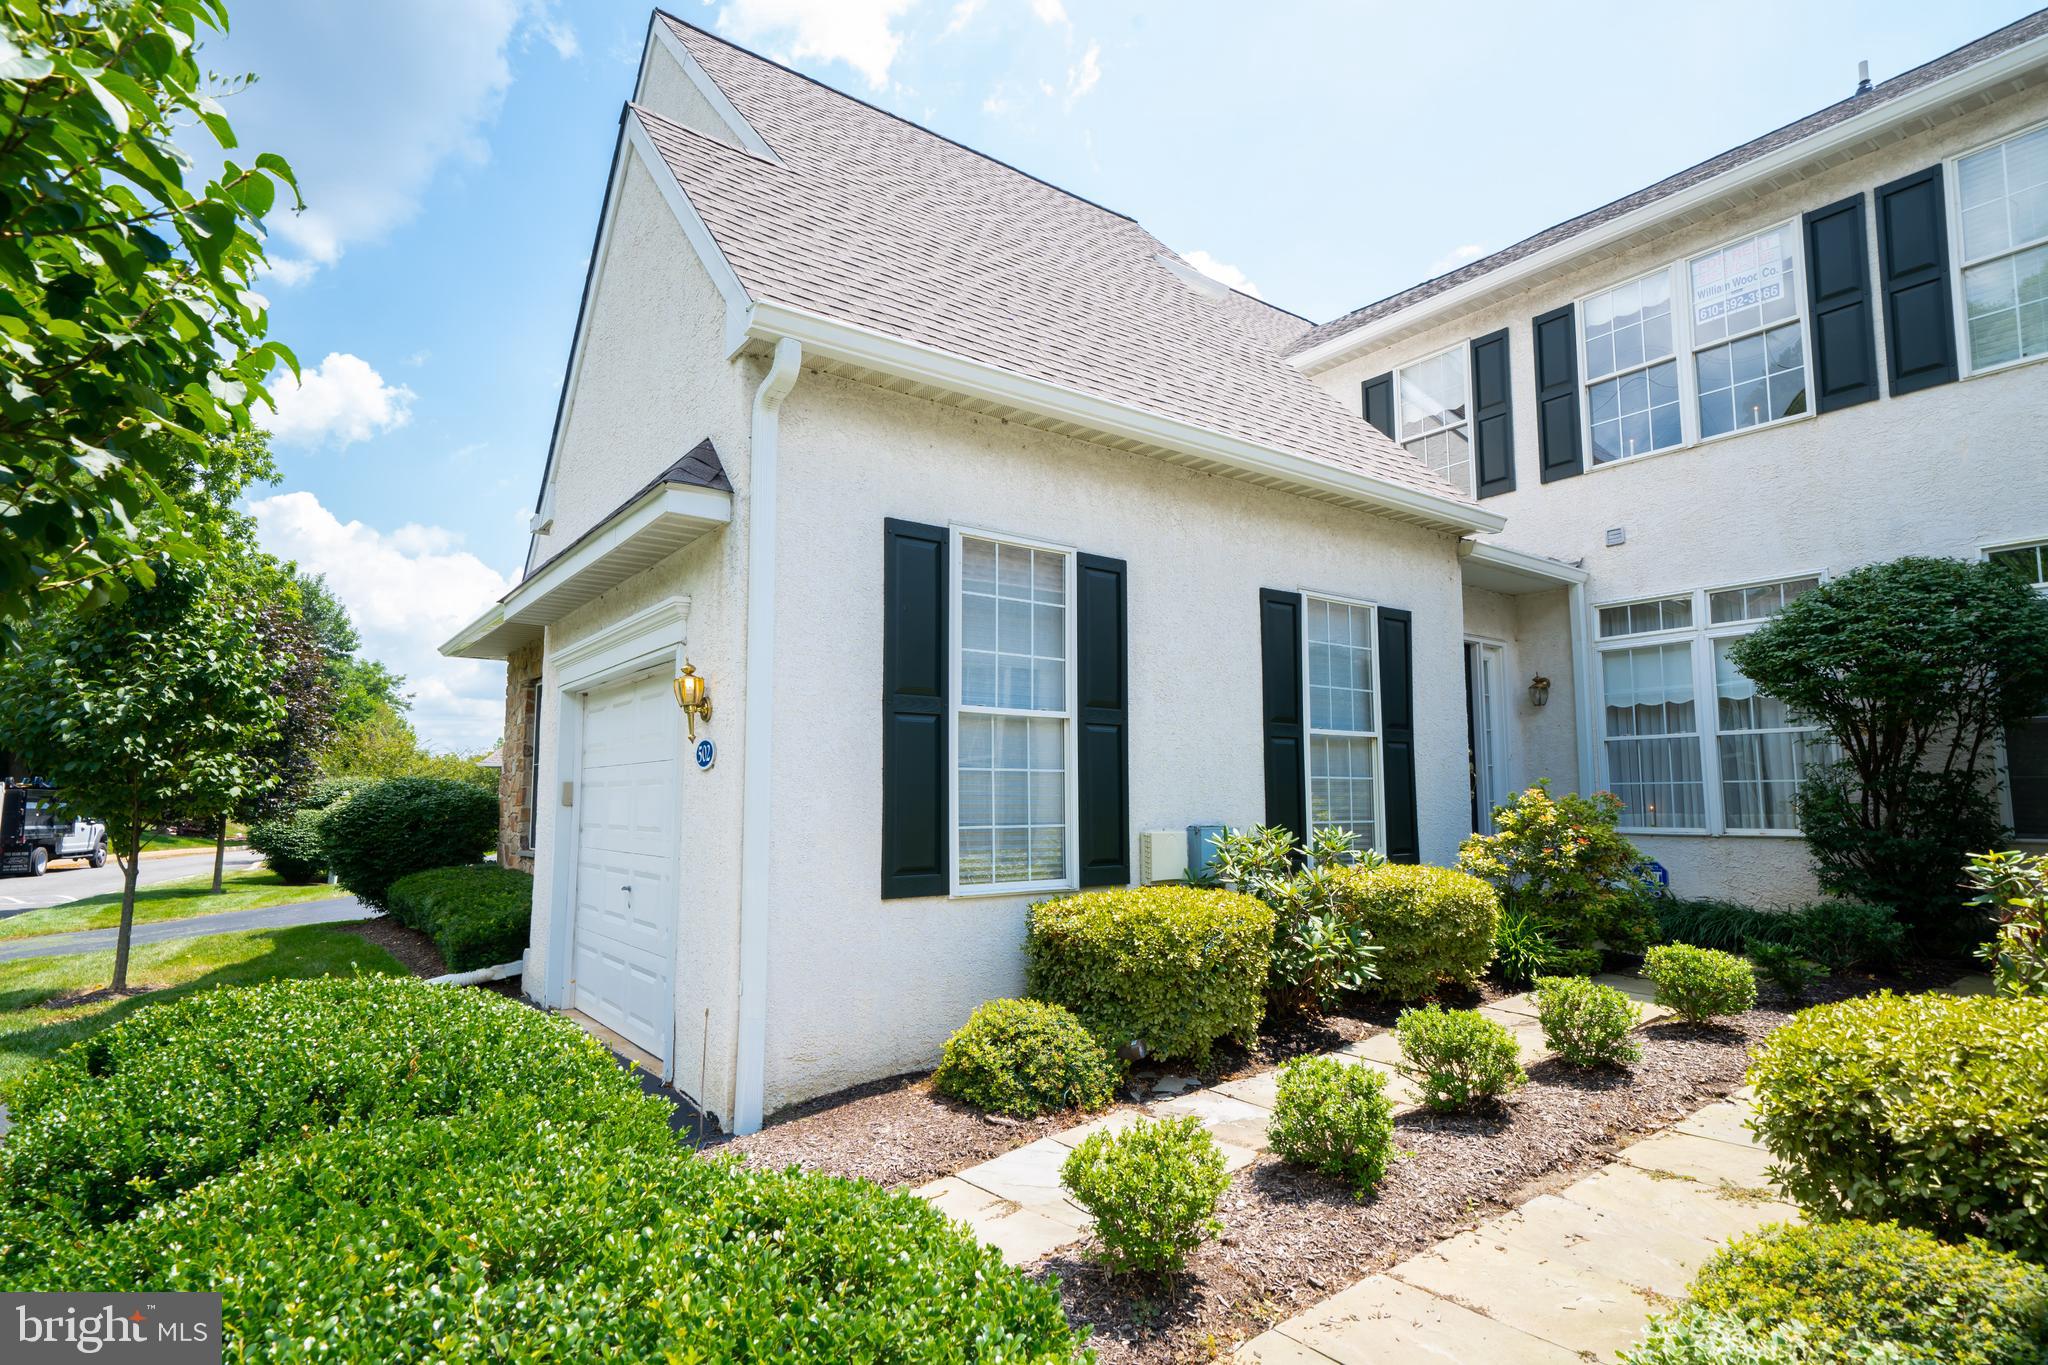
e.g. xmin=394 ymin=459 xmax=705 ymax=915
xmin=0 ymin=0 xmax=300 ymax=632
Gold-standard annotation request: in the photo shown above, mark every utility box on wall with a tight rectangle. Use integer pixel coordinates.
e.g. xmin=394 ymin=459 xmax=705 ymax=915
xmin=1138 ymin=830 xmax=1187 ymax=884
xmin=1186 ymin=825 xmax=1226 ymax=881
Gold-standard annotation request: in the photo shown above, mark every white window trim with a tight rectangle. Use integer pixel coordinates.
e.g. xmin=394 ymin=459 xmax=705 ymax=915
xmin=947 ymin=524 xmax=1081 ymax=899
xmin=1947 ymin=116 xmax=2048 ymax=380
xmin=1577 ymin=262 xmax=1690 ymax=467
xmin=1301 ymin=589 xmax=1388 ymax=855
xmin=1393 ymin=345 xmax=1474 ymax=497
xmin=1594 ymin=573 xmax=1827 ymax=838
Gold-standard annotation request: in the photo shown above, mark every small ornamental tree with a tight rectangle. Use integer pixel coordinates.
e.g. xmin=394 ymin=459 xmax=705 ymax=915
xmin=1727 ymin=557 xmax=2048 ymax=935
xmin=0 ymin=563 xmax=284 ymax=990
xmin=1458 ymin=782 xmax=1658 ymax=959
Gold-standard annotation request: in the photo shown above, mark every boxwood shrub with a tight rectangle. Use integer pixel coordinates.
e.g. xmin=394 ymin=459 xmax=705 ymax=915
xmin=1026 ymin=885 xmax=1272 ymax=1064
xmin=1644 ymin=943 xmax=1757 ymax=1023
xmin=1747 ymin=991 xmax=2048 ymax=1261
xmin=932 ymin=998 xmax=1119 ymax=1118
xmin=0 ymin=1098 xmax=1085 ymax=1362
xmin=0 ymin=976 xmax=651 ymax=1228
xmin=319 ymin=776 xmax=497 ymax=908
xmin=1534 ymin=974 xmax=1642 ymax=1068
xmin=1396 ymin=1004 xmax=1525 ymax=1111
xmin=1266 ymin=1055 xmax=1395 ymax=1197
xmin=386 ymin=863 xmax=533 ymax=972
xmin=1330 ymin=863 xmax=1500 ymax=1000
xmin=245 ymin=807 xmax=329 ymax=884
xmin=1060 ymin=1115 xmax=1227 ymax=1276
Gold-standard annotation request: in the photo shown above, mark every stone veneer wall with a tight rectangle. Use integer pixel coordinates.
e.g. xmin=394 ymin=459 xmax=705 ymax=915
xmin=499 ymin=643 xmax=543 ymax=871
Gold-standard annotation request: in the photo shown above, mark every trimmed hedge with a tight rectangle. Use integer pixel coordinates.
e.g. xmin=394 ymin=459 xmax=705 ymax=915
xmin=1026 ymin=886 xmax=1272 ymax=1064
xmin=1396 ymin=1005 xmax=1525 ymax=1111
xmin=1061 ymin=1115 xmax=1227 ymax=1276
xmin=245 ymin=807 xmax=328 ymax=884
xmin=1534 ymin=974 xmax=1642 ymax=1067
xmin=1684 ymin=1220 xmax=2048 ymax=1365
xmin=386 ymin=864 xmax=533 ymax=972
xmin=1330 ymin=863 xmax=1499 ymax=1000
xmin=1644 ymin=944 xmax=1756 ymax=1023
xmin=1267 ymin=1055 xmax=1395 ymax=1197
xmin=319 ymin=776 xmax=497 ymax=908
xmin=301 ymin=775 xmax=371 ymax=811
xmin=1747 ymin=991 xmax=2048 ymax=1261
xmin=0 ymin=976 xmax=649 ymax=1227
xmin=933 ymin=998 xmax=1118 ymax=1118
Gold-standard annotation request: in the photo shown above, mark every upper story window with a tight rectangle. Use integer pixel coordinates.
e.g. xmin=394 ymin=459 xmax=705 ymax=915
xmin=1957 ymin=124 xmax=2048 ymax=373
xmin=1396 ymin=348 xmax=1471 ymax=494
xmin=1689 ymin=225 xmax=1808 ymax=439
xmin=1583 ymin=270 xmax=1682 ymax=464
xmin=1305 ymin=595 xmax=1381 ymax=850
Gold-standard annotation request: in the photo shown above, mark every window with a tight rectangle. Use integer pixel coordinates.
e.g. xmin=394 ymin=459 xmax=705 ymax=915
xmin=1991 ymin=539 xmax=2048 ymax=838
xmin=1990 ymin=540 xmax=2048 ymax=587
xmin=1708 ymin=579 xmax=1823 ymax=832
xmin=1598 ymin=595 xmax=1693 ymax=638
xmin=1957 ymin=124 xmax=2048 ymax=372
xmin=1583 ymin=270 xmax=1683 ymax=464
xmin=954 ymin=533 xmax=1074 ymax=891
xmin=1395 ymin=348 xmax=1470 ymax=493
xmin=1305 ymin=596 xmax=1380 ymax=849
xmin=1689 ymin=225 xmax=1807 ymax=439
xmin=1600 ymin=640 xmax=1705 ymax=830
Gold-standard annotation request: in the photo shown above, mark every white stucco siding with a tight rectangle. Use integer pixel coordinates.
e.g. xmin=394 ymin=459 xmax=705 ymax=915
xmin=758 ymin=371 xmax=1471 ymax=1112
xmin=1459 ymin=584 xmax=1581 ymax=813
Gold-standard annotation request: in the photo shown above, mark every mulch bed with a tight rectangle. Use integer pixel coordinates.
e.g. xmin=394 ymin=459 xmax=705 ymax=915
xmin=336 ymin=916 xmax=446 ymax=979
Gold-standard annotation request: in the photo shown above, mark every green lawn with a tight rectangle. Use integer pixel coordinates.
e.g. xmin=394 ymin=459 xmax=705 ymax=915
xmin=0 ymin=925 xmax=402 ymax=1099
xmin=138 ymin=830 xmax=244 ymax=852
xmin=0 ymin=868 xmax=340 ymax=943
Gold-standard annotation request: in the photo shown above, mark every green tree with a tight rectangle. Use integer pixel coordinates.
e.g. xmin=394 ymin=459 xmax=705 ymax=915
xmin=1728 ymin=556 xmax=2048 ymax=935
xmin=0 ymin=0 xmax=300 ymax=635
xmin=322 ymin=701 xmax=497 ymax=792
xmin=0 ymin=562 xmax=284 ymax=989
xmin=292 ymin=573 xmax=405 ymax=730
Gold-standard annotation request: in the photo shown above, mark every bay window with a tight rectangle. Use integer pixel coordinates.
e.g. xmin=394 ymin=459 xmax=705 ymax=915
xmin=1956 ymin=123 xmax=2048 ymax=372
xmin=1305 ymin=595 xmax=1381 ymax=849
xmin=1395 ymin=348 xmax=1471 ymax=494
xmin=1689 ymin=225 xmax=1808 ymax=438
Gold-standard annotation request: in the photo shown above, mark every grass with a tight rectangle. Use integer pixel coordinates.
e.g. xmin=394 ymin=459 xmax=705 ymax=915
xmin=138 ymin=829 xmax=245 ymax=852
xmin=0 ymin=925 xmax=402 ymax=1099
xmin=0 ymin=868 xmax=341 ymax=943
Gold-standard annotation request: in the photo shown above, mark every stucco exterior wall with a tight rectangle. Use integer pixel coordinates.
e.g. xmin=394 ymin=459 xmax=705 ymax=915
xmin=759 ymin=370 xmax=1472 ymax=1113
xmin=1312 ymin=87 xmax=2048 ymax=903
xmin=1458 ymin=583 xmax=1580 ymax=817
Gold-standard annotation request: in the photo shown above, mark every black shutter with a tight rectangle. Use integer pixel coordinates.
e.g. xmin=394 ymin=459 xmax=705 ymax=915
xmin=1875 ymin=165 xmax=1959 ymax=396
xmin=1469 ymin=328 xmax=1516 ymax=498
xmin=1532 ymin=304 xmax=1583 ymax=482
xmin=1803 ymin=194 xmax=1881 ymax=412
xmin=881 ymin=519 xmax=947 ymax=899
xmin=1259 ymin=589 xmax=1307 ymax=844
xmin=1377 ymin=607 xmax=1419 ymax=864
xmin=1075 ymin=553 xmax=1130 ymax=887
xmin=1361 ymin=372 xmax=1395 ymax=439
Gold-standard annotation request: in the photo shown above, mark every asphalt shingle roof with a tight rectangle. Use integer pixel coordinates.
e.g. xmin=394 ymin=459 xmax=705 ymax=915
xmin=640 ymin=13 xmax=1470 ymax=508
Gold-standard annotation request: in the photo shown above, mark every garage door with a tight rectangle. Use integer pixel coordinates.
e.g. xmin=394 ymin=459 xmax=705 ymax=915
xmin=571 ymin=671 xmax=678 ymax=1060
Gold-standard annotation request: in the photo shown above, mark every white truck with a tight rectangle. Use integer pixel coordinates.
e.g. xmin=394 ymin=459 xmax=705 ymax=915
xmin=0 ymin=780 xmax=107 ymax=876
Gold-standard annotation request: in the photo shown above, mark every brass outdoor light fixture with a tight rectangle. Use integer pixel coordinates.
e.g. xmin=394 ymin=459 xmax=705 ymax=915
xmin=674 ymin=662 xmax=713 ymax=740
xmin=1528 ymin=675 xmax=1552 ymax=708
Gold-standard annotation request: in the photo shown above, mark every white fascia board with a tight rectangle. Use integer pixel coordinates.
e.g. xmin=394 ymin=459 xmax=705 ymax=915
xmin=1290 ymin=31 xmax=2048 ymax=374
xmin=645 ymin=16 xmax=781 ymax=163
xmin=440 ymin=603 xmax=516 ymax=660
xmin=506 ymin=483 xmax=732 ymax=625
xmin=621 ymin=114 xmax=755 ymax=347
xmin=1461 ymin=539 xmax=1589 ymax=587
xmin=733 ymin=300 xmax=1507 ymax=535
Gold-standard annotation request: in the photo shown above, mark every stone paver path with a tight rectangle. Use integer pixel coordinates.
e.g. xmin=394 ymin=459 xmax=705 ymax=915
xmin=914 ymin=976 xmax=1674 ymax=1265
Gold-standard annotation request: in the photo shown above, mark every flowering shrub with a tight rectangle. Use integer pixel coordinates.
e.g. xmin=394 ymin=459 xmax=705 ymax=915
xmin=1459 ymin=783 xmax=1657 ymax=960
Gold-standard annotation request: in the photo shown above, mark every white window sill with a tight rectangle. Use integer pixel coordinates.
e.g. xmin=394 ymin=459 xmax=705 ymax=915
xmin=949 ymin=881 xmax=1075 ymax=901
xmin=1620 ymin=827 xmax=1806 ymax=839
xmin=1581 ymin=407 xmax=1817 ymax=480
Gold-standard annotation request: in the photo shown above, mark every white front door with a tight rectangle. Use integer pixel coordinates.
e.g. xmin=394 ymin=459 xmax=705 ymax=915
xmin=570 ymin=671 xmax=678 ymax=1060
xmin=1468 ymin=641 xmax=1508 ymax=833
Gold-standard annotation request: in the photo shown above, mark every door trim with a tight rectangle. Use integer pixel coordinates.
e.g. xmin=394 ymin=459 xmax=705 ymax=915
xmin=1464 ymin=637 xmax=1509 ymax=834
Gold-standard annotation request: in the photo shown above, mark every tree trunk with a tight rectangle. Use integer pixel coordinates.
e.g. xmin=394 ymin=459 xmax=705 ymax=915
xmin=111 ymin=820 xmax=142 ymax=993
xmin=211 ymin=816 xmax=227 ymax=893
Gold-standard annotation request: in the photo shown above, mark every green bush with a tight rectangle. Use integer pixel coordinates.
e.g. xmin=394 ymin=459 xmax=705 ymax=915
xmin=1060 ymin=1115 xmax=1228 ymax=1276
xmin=931 ymin=998 xmax=1118 ymax=1118
xmin=1644 ymin=944 xmax=1756 ymax=1023
xmin=1330 ymin=863 xmax=1499 ymax=1000
xmin=1685 ymin=1221 xmax=2048 ymax=1365
xmin=1395 ymin=1005 xmax=1525 ymax=1111
xmin=1745 ymin=942 xmax=1822 ymax=998
xmin=318 ymin=776 xmax=497 ymax=908
xmin=1026 ymin=885 xmax=1272 ymax=1064
xmin=1205 ymin=824 xmax=1381 ymax=1013
xmin=1786 ymin=900 xmax=1902 ymax=973
xmin=1746 ymin=991 xmax=2048 ymax=1261
xmin=1 ymin=1098 xmax=1085 ymax=1362
xmin=1967 ymin=849 xmax=2048 ymax=997
xmin=386 ymin=863 xmax=533 ymax=972
xmin=0 ymin=976 xmax=651 ymax=1228
xmin=1534 ymin=975 xmax=1641 ymax=1067
xmin=1624 ymin=1309 xmax=1910 ymax=1364
xmin=245 ymin=806 xmax=328 ymax=884
xmin=301 ymin=775 xmax=370 ymax=810
xmin=1459 ymin=783 xmax=1658 ymax=956
xmin=1266 ymin=1055 xmax=1396 ymax=1197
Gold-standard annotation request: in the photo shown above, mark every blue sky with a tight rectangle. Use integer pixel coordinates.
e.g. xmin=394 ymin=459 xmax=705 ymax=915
xmin=215 ymin=0 xmax=2038 ymax=750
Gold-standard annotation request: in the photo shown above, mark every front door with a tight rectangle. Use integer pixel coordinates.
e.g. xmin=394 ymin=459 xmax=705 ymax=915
xmin=570 ymin=671 xmax=678 ymax=1060
xmin=1466 ymin=641 xmax=1508 ymax=833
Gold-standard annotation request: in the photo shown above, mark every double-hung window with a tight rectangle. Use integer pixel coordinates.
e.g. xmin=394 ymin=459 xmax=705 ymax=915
xmin=1689 ymin=225 xmax=1808 ymax=439
xmin=1991 ymin=540 xmax=2048 ymax=838
xmin=1707 ymin=579 xmax=1825 ymax=832
xmin=1395 ymin=348 xmax=1471 ymax=494
xmin=1584 ymin=269 xmax=1683 ymax=464
xmin=1597 ymin=598 xmax=1705 ymax=830
xmin=953 ymin=532 xmax=1076 ymax=892
xmin=1305 ymin=595 xmax=1381 ymax=850
xmin=1956 ymin=123 xmax=2048 ymax=373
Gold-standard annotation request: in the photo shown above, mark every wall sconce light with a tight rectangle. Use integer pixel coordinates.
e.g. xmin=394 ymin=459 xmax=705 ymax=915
xmin=1528 ymin=675 xmax=1552 ymax=708
xmin=673 ymin=662 xmax=713 ymax=740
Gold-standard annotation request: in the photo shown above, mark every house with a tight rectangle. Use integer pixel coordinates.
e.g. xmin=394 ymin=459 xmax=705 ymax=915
xmin=444 ymin=9 xmax=2048 ymax=1131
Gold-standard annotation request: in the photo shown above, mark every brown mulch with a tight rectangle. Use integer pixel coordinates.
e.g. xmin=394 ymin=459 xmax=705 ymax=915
xmin=336 ymin=916 xmax=446 ymax=979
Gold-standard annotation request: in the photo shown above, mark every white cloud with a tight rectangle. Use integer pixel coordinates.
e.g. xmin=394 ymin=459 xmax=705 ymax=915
xmin=259 ymin=353 xmax=416 ymax=448
xmin=1063 ymin=41 xmax=1100 ymax=108
xmin=1030 ymin=0 xmax=1068 ymax=25
xmin=1181 ymin=250 xmax=1261 ymax=299
xmin=252 ymin=491 xmax=513 ymax=753
xmin=944 ymin=0 xmax=985 ymax=36
xmin=210 ymin=1 xmax=575 ymax=283
xmin=982 ymin=88 xmax=1013 ymax=115
xmin=714 ymin=0 xmax=915 ymax=89
xmin=1427 ymin=242 xmax=1487 ymax=275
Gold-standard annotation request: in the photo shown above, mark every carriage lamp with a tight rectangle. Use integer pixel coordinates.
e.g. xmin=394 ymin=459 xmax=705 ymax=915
xmin=1528 ymin=675 xmax=1552 ymax=708
xmin=673 ymin=662 xmax=713 ymax=740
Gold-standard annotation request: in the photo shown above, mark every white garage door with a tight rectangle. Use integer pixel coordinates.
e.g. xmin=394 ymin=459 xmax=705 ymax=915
xmin=571 ymin=671 xmax=678 ymax=1060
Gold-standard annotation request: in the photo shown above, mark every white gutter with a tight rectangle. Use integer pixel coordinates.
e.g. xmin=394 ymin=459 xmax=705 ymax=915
xmin=733 ymin=335 xmax=801 ymax=1135
xmin=1289 ymin=29 xmax=2048 ymax=374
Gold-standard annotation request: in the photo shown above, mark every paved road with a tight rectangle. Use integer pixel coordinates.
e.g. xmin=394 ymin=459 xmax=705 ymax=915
xmin=0 ymin=847 xmax=263 ymax=915
xmin=0 ymin=897 xmax=374 ymax=962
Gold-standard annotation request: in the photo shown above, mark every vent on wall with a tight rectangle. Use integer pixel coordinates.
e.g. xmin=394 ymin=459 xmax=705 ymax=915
xmin=1138 ymin=830 xmax=1188 ymax=884
xmin=1605 ymin=527 xmax=1626 ymax=547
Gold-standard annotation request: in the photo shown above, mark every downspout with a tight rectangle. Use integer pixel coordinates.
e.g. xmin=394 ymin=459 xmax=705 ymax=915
xmin=734 ymin=335 xmax=801 ymax=1135
xmin=1567 ymin=579 xmax=1598 ymax=796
